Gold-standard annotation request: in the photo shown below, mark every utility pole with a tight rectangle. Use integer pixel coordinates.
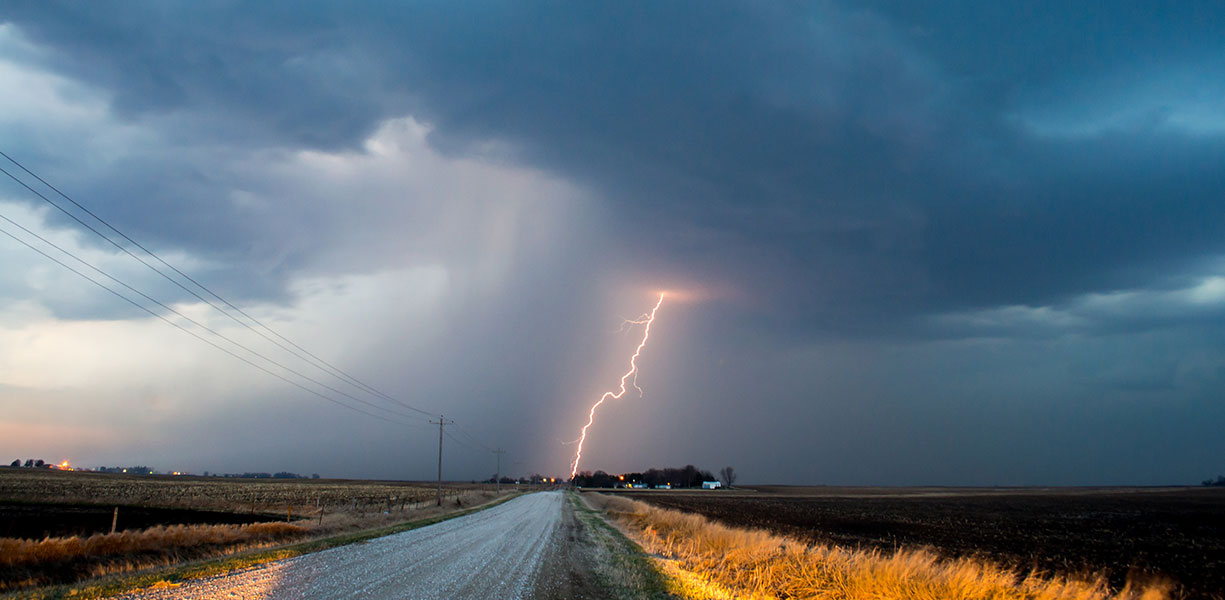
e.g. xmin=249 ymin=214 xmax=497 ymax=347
xmin=493 ymin=448 xmax=506 ymax=494
xmin=431 ymin=415 xmax=453 ymax=506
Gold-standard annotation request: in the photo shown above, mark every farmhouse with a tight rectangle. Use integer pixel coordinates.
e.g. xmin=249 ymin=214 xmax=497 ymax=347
xmin=702 ymin=481 xmax=722 ymax=489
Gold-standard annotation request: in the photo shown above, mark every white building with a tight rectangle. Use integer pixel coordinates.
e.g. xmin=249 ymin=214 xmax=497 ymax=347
xmin=702 ymin=481 xmax=722 ymax=489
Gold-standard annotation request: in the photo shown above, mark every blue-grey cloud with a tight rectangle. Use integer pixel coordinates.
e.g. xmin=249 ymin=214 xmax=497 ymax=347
xmin=2 ymin=2 xmax=1224 ymax=484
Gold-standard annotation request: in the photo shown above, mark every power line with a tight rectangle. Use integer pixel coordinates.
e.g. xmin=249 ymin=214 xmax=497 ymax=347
xmin=0 ymin=218 xmax=419 ymax=427
xmin=0 ymin=153 xmax=434 ymax=417
xmin=0 ymin=152 xmax=510 ymax=452
xmin=0 ymin=207 xmax=429 ymax=424
xmin=450 ymin=421 xmax=495 ymax=452
xmin=442 ymin=429 xmax=485 ymax=453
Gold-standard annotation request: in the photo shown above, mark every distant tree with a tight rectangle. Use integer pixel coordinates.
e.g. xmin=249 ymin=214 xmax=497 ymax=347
xmin=719 ymin=466 xmax=737 ymax=488
xmin=682 ymin=464 xmax=698 ymax=487
xmin=34 ymin=459 xmax=45 ymax=468
xmin=9 ymin=459 xmax=18 ymax=467
xmin=23 ymin=459 xmax=33 ymax=468
xmin=571 ymin=470 xmax=619 ymax=488
xmin=1203 ymin=475 xmax=1225 ymax=487
xmin=312 ymin=473 xmax=320 ymax=479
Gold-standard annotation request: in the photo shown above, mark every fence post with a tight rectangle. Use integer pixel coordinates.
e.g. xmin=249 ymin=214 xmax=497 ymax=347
xmin=111 ymin=506 xmax=119 ymax=534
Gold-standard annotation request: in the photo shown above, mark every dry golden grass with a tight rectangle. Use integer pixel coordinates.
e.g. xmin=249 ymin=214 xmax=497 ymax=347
xmin=588 ymin=494 xmax=1171 ymax=600
xmin=0 ymin=522 xmax=306 ymax=591
xmin=0 ymin=522 xmax=305 ymax=567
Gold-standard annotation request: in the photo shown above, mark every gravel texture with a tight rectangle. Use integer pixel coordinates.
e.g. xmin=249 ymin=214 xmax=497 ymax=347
xmin=114 ymin=491 xmax=565 ymax=600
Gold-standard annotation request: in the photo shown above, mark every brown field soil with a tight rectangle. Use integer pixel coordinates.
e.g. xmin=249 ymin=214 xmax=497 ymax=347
xmin=0 ymin=502 xmax=284 ymax=539
xmin=0 ymin=467 xmax=478 ymax=514
xmin=621 ymin=486 xmax=1225 ymax=600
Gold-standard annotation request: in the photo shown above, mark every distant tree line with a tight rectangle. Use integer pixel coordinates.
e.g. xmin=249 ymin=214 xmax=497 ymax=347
xmin=98 ymin=466 xmax=154 ymax=474
xmin=475 ymin=475 xmax=559 ymax=484
xmin=5 ymin=461 xmax=323 ymax=479
xmin=1203 ymin=475 xmax=1225 ymax=487
xmin=573 ymin=464 xmax=720 ymax=488
xmin=215 ymin=471 xmax=314 ymax=479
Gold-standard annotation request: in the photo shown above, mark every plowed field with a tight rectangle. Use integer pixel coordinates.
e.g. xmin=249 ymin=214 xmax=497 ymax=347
xmin=623 ymin=487 xmax=1225 ymax=599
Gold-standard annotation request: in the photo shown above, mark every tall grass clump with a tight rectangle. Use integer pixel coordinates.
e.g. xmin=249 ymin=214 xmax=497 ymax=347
xmin=589 ymin=494 xmax=1170 ymax=600
xmin=0 ymin=522 xmax=305 ymax=590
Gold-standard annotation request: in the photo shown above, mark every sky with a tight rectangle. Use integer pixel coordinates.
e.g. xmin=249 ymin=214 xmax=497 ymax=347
xmin=1 ymin=2 xmax=1223 ymax=485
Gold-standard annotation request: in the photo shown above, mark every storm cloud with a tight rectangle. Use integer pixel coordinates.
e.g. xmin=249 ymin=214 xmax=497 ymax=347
xmin=1 ymin=2 xmax=1223 ymax=484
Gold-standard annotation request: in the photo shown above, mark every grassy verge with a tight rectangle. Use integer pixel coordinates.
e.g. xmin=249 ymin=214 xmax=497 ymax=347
xmin=587 ymin=493 xmax=1172 ymax=600
xmin=567 ymin=491 xmax=673 ymax=600
xmin=3 ymin=492 xmax=522 ymax=600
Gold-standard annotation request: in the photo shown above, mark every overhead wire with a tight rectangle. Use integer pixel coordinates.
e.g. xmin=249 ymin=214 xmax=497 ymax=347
xmin=0 ymin=152 xmax=514 ymax=453
xmin=0 ymin=207 xmax=430 ymax=424
xmin=443 ymin=429 xmax=492 ymax=454
xmin=450 ymin=421 xmax=496 ymax=452
xmin=0 ymin=218 xmax=418 ymax=427
xmin=0 ymin=153 xmax=434 ymax=418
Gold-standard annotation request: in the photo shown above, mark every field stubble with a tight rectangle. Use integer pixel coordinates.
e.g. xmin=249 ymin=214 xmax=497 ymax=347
xmin=621 ymin=487 xmax=1225 ymax=600
xmin=0 ymin=468 xmax=474 ymax=514
xmin=592 ymin=493 xmax=1172 ymax=600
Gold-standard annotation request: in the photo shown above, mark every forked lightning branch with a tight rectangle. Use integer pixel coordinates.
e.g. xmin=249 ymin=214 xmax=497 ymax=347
xmin=569 ymin=292 xmax=666 ymax=478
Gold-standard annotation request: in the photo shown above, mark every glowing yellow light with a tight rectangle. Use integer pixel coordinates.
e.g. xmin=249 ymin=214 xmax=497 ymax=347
xmin=619 ymin=475 xmax=625 ymax=480
xmin=570 ymin=292 xmax=665 ymax=478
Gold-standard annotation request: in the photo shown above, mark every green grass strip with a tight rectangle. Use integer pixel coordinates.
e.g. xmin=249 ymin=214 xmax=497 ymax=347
xmin=4 ymin=493 xmax=523 ymax=600
xmin=567 ymin=491 xmax=673 ymax=600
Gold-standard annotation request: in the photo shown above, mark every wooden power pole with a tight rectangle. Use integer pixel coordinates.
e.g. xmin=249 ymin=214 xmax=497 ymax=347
xmin=431 ymin=415 xmax=453 ymax=506
xmin=493 ymin=448 xmax=506 ymax=494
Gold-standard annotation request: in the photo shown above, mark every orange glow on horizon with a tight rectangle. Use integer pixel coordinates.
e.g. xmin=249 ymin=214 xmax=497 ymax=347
xmin=570 ymin=292 xmax=665 ymax=478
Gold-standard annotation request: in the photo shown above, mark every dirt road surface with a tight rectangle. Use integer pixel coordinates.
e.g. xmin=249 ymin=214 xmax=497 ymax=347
xmin=115 ymin=491 xmax=573 ymax=600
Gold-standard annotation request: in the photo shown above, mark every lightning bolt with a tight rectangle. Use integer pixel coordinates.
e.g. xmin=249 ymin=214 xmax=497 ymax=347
xmin=613 ymin=313 xmax=654 ymax=332
xmin=570 ymin=292 xmax=665 ymax=478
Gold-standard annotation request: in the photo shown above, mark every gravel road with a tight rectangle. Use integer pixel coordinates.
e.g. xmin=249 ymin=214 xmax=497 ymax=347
xmin=115 ymin=491 xmax=568 ymax=600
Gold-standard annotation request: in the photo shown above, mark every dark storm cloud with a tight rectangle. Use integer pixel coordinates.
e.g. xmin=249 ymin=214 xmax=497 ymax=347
xmin=6 ymin=1 xmax=1224 ymax=335
xmin=4 ymin=2 xmax=1225 ymax=484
